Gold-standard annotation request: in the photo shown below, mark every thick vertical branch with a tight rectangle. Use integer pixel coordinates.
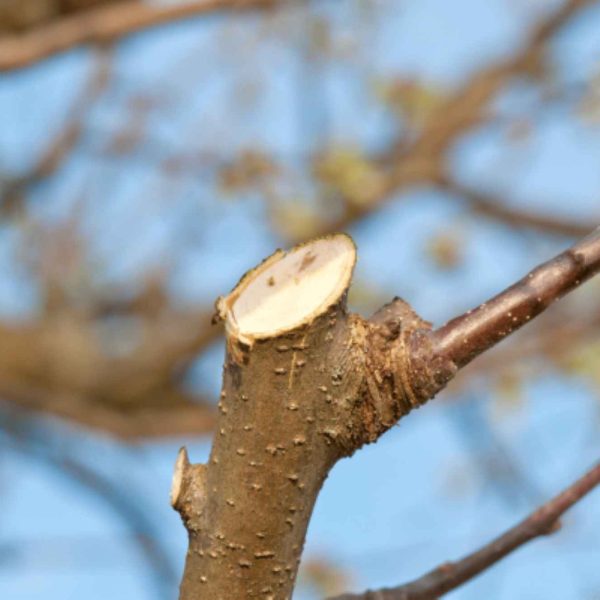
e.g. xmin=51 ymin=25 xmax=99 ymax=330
xmin=172 ymin=235 xmax=454 ymax=598
xmin=432 ymin=226 xmax=600 ymax=370
xmin=175 ymin=235 xmax=367 ymax=599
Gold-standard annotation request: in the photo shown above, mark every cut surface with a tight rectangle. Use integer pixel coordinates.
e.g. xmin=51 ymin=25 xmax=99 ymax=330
xmin=223 ymin=234 xmax=356 ymax=340
xmin=170 ymin=447 xmax=188 ymax=508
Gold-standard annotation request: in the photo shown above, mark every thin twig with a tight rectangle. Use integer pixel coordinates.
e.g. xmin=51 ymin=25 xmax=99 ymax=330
xmin=329 ymin=461 xmax=600 ymax=600
xmin=432 ymin=226 xmax=600 ymax=370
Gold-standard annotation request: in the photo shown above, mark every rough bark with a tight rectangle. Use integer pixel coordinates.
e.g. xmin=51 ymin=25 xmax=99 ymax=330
xmin=172 ymin=227 xmax=600 ymax=599
xmin=172 ymin=234 xmax=455 ymax=599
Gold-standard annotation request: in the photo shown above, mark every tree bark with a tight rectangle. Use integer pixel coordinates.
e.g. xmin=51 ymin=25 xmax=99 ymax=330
xmin=171 ymin=234 xmax=455 ymax=598
xmin=171 ymin=227 xmax=600 ymax=599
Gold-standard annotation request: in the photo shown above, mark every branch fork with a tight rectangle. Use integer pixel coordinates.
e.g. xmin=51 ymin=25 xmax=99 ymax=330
xmin=171 ymin=227 xmax=600 ymax=599
xmin=171 ymin=234 xmax=453 ymax=599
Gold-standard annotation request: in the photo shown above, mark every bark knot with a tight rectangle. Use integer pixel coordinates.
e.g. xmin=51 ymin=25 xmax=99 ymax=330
xmin=352 ymin=297 xmax=457 ymax=446
xmin=171 ymin=447 xmax=207 ymax=533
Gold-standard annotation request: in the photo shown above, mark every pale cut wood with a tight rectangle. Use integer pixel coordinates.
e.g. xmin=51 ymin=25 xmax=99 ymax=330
xmin=218 ymin=234 xmax=356 ymax=343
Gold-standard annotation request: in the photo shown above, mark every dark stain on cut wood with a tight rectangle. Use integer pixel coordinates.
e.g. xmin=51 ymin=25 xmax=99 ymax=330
xmin=298 ymin=251 xmax=317 ymax=272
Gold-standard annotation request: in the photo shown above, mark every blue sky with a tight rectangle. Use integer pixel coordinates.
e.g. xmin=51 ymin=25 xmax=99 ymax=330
xmin=1 ymin=1 xmax=600 ymax=598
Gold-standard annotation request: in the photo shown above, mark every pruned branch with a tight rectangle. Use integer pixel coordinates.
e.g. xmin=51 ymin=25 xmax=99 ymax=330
xmin=328 ymin=461 xmax=600 ymax=600
xmin=171 ymin=226 xmax=600 ymax=598
xmin=432 ymin=226 xmax=600 ymax=370
xmin=0 ymin=0 xmax=276 ymax=71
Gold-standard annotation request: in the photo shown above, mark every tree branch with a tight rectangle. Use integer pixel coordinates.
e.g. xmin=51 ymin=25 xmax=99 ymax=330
xmin=439 ymin=179 xmax=593 ymax=238
xmin=451 ymin=300 xmax=600 ymax=389
xmin=0 ymin=381 xmax=215 ymax=439
xmin=328 ymin=460 xmax=600 ymax=600
xmin=310 ymin=0 xmax=595 ymax=239
xmin=432 ymin=226 xmax=600 ymax=370
xmin=1 ymin=45 xmax=113 ymax=215
xmin=0 ymin=0 xmax=276 ymax=72
xmin=0 ymin=303 xmax=221 ymax=438
xmin=171 ymin=230 xmax=600 ymax=598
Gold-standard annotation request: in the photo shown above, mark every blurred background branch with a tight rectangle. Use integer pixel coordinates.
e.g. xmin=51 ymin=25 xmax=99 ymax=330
xmin=330 ymin=460 xmax=600 ymax=600
xmin=1 ymin=0 xmax=599 ymax=598
xmin=0 ymin=0 xmax=276 ymax=71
